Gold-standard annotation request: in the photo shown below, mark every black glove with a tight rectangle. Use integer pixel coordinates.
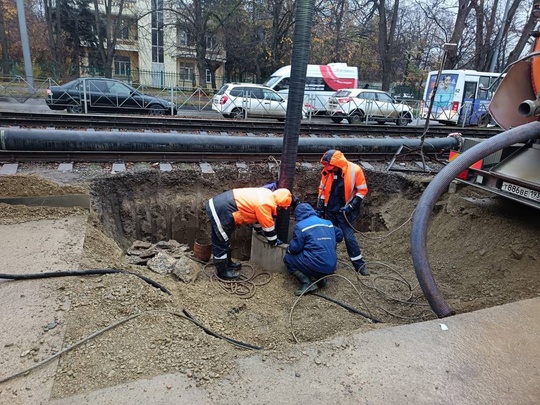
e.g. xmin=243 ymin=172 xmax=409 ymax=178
xmin=340 ymin=196 xmax=362 ymax=213
xmin=315 ymin=209 xmax=324 ymax=218
xmin=291 ymin=195 xmax=300 ymax=209
xmin=316 ymin=198 xmax=325 ymax=211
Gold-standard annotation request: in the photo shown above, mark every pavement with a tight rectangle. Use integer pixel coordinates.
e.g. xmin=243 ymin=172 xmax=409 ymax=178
xmin=1 ymin=215 xmax=539 ymax=404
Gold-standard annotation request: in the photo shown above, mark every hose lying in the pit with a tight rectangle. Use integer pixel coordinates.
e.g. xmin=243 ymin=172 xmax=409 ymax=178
xmin=0 ymin=269 xmax=171 ymax=295
xmin=410 ymin=120 xmax=540 ymax=318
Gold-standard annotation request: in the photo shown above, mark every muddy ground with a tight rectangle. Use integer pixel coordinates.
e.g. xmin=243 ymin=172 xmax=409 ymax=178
xmin=0 ymin=167 xmax=538 ymax=399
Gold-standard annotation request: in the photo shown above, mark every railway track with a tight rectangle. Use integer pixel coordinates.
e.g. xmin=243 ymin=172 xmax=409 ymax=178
xmin=0 ymin=111 xmax=502 ymax=138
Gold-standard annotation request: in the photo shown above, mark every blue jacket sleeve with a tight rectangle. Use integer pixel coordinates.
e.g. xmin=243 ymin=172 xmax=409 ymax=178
xmin=287 ymin=224 xmax=305 ymax=254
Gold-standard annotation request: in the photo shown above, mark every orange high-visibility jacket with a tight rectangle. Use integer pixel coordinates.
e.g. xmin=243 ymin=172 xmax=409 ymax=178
xmin=232 ymin=188 xmax=292 ymax=238
xmin=318 ymin=150 xmax=368 ymax=205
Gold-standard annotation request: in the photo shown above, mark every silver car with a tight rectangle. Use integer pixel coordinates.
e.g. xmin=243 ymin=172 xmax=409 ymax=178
xmin=327 ymin=89 xmax=413 ymax=125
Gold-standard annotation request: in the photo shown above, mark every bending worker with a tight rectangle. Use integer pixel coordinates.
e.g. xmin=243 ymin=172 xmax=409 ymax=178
xmin=284 ymin=203 xmax=343 ymax=296
xmin=316 ymin=149 xmax=370 ymax=276
xmin=205 ymin=187 xmax=292 ymax=280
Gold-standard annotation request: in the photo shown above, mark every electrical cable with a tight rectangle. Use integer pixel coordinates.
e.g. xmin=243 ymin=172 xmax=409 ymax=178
xmin=0 ymin=269 xmax=171 ymax=295
xmin=310 ymin=291 xmax=382 ymax=323
xmin=288 ymin=273 xmax=372 ymax=344
xmin=0 ymin=309 xmax=261 ymax=385
xmin=201 ymin=262 xmax=272 ymax=299
xmin=181 ymin=309 xmax=262 ymax=350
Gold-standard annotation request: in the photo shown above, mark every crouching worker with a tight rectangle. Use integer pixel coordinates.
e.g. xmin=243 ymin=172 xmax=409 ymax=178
xmin=205 ymin=187 xmax=292 ymax=280
xmin=283 ymin=203 xmax=343 ymax=296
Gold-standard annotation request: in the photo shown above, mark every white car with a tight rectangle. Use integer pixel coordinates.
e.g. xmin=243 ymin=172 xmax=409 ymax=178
xmin=212 ymin=83 xmax=293 ymax=121
xmin=327 ymin=89 xmax=413 ymax=126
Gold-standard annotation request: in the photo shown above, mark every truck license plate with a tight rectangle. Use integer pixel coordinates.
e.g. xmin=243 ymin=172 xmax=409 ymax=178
xmin=501 ymin=182 xmax=540 ymax=202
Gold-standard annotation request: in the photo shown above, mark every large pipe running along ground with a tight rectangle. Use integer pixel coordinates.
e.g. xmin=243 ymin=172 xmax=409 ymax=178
xmin=0 ymin=128 xmax=458 ymax=154
xmin=411 ymin=121 xmax=540 ymax=318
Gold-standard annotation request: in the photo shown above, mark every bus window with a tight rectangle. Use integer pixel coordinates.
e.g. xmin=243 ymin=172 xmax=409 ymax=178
xmin=464 ymin=82 xmax=477 ymax=99
xmin=478 ymin=76 xmax=492 ymax=100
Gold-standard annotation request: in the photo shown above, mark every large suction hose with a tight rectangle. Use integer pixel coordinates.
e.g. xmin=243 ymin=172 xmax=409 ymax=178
xmin=410 ymin=121 xmax=540 ymax=318
xmin=276 ymin=0 xmax=316 ymax=242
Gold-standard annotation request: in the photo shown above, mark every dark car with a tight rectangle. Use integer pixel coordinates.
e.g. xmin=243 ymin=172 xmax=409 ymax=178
xmin=45 ymin=77 xmax=177 ymax=115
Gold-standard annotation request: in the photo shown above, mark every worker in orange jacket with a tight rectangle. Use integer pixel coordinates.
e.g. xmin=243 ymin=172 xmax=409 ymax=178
xmin=316 ymin=149 xmax=369 ymax=275
xmin=205 ymin=187 xmax=293 ymax=280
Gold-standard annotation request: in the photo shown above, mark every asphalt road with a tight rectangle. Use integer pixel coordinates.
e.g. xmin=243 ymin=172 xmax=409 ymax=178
xmin=0 ymin=96 xmax=440 ymax=127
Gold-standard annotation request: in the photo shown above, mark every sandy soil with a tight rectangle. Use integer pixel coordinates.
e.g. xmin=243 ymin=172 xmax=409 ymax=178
xmin=0 ymin=172 xmax=538 ymax=399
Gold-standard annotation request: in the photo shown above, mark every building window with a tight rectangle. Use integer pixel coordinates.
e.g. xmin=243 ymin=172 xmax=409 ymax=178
xmin=206 ymin=69 xmax=211 ymax=83
xmin=205 ymin=34 xmax=216 ymax=49
xmin=151 ymin=0 xmax=164 ymax=64
xmin=179 ymin=31 xmax=188 ymax=46
xmin=179 ymin=64 xmax=194 ymax=81
xmin=114 ymin=56 xmax=131 ymax=76
xmin=116 ymin=17 xmax=135 ymax=40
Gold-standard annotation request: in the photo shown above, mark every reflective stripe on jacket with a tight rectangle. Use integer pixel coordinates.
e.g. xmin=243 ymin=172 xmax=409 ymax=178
xmin=318 ymin=150 xmax=368 ymax=206
xmin=287 ymin=203 xmax=344 ymax=273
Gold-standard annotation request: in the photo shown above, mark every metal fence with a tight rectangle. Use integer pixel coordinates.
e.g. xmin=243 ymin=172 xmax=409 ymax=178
xmin=0 ymin=74 xmax=433 ymax=124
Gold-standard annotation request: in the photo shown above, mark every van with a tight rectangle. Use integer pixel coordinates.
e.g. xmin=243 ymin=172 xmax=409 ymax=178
xmin=264 ymin=63 xmax=358 ymax=113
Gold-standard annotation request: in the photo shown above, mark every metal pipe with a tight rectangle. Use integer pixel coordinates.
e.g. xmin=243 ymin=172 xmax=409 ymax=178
xmin=0 ymin=128 xmax=459 ymax=154
xmin=410 ymin=121 xmax=540 ymax=318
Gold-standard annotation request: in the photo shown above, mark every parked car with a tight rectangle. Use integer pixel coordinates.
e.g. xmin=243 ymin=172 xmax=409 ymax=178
xmin=327 ymin=89 xmax=413 ymax=125
xmin=45 ymin=77 xmax=177 ymax=115
xmin=212 ymin=83 xmax=298 ymax=121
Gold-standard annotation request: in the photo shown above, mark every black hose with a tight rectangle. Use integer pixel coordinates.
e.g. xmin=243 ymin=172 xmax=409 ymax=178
xmin=0 ymin=269 xmax=172 ymax=295
xmin=410 ymin=121 xmax=540 ymax=318
xmin=182 ymin=309 xmax=262 ymax=350
xmin=276 ymin=0 xmax=316 ymax=243
xmin=310 ymin=291 xmax=383 ymax=323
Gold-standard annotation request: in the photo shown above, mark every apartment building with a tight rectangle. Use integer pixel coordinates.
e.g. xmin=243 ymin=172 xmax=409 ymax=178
xmin=103 ymin=0 xmax=226 ymax=89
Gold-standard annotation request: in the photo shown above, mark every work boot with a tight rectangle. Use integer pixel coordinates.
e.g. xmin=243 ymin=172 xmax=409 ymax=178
xmin=214 ymin=259 xmax=240 ymax=280
xmin=316 ymin=278 xmax=329 ymax=288
xmin=353 ymin=259 xmax=370 ymax=276
xmin=292 ymin=270 xmax=318 ymax=296
xmin=227 ymin=251 xmax=242 ymax=270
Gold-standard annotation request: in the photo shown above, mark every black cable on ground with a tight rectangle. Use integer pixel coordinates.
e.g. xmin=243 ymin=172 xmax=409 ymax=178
xmin=310 ymin=291 xmax=383 ymax=323
xmin=0 ymin=269 xmax=171 ymax=295
xmin=0 ymin=308 xmax=262 ymax=385
xmin=181 ymin=309 xmax=262 ymax=350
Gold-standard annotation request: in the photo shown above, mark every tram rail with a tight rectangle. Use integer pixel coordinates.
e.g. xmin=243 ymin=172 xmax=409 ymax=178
xmin=0 ymin=111 xmax=502 ymax=138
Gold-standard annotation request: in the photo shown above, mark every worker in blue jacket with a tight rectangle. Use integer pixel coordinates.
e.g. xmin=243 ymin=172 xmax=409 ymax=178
xmin=283 ymin=203 xmax=344 ymax=296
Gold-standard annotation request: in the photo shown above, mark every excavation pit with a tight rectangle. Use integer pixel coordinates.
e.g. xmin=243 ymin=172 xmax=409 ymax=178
xmin=0 ymin=167 xmax=539 ymax=398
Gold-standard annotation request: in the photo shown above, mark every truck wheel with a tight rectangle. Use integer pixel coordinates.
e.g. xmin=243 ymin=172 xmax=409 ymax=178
xmin=331 ymin=117 xmax=343 ymax=123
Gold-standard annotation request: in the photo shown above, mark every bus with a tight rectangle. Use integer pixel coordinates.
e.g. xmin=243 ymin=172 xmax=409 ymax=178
xmin=264 ymin=63 xmax=358 ymax=113
xmin=421 ymin=69 xmax=503 ymax=127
